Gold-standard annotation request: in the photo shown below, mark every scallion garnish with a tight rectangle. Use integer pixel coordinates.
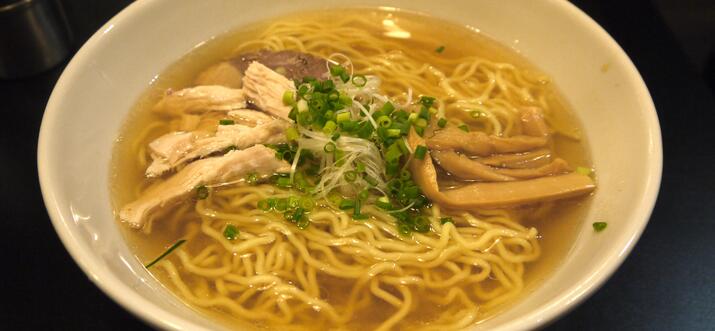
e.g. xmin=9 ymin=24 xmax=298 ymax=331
xmin=435 ymin=45 xmax=445 ymax=53
xmin=223 ymin=224 xmax=239 ymax=240
xmin=344 ymin=170 xmax=358 ymax=182
xmin=414 ymin=145 xmax=428 ymax=160
xmin=593 ymin=222 xmax=607 ymax=232
xmin=282 ymin=90 xmax=295 ymax=105
xmin=440 ymin=217 xmax=453 ymax=224
xmin=458 ymin=124 xmax=469 ymax=132
xmin=195 ymin=185 xmax=209 ymax=199
xmin=219 ymin=119 xmax=235 ymax=125
xmin=352 ymin=75 xmax=367 ymax=87
xmin=144 ymin=239 xmax=186 ymax=268
xmin=324 ymin=142 xmax=336 ymax=153
xmin=437 ymin=118 xmax=447 ymax=128
xmin=285 ymin=127 xmax=299 ymax=141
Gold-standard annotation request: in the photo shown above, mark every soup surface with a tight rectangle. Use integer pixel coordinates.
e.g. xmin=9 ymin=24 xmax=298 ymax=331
xmin=112 ymin=8 xmax=594 ymax=331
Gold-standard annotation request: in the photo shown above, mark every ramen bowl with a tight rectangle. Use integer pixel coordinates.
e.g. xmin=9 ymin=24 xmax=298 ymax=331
xmin=38 ymin=0 xmax=661 ymax=330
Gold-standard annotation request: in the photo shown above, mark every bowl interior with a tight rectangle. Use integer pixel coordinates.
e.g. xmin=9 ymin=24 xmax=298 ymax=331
xmin=38 ymin=0 xmax=661 ymax=330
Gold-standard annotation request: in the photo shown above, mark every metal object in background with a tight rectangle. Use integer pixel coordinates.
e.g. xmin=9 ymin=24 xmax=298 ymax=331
xmin=0 ymin=0 xmax=72 ymax=79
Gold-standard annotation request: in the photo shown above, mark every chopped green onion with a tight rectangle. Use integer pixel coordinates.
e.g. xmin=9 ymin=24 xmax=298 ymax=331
xmin=413 ymin=216 xmax=431 ymax=233
xmin=297 ymin=99 xmax=309 ymax=112
xmin=282 ymin=90 xmax=295 ymax=105
xmin=437 ymin=118 xmax=447 ymax=128
xmin=336 ymin=112 xmax=351 ymax=123
xmin=364 ymin=176 xmax=378 ymax=186
xmin=408 ymin=112 xmax=418 ymax=123
xmin=418 ymin=107 xmax=430 ymax=120
xmin=356 ymin=162 xmax=366 ymax=173
xmin=358 ymin=189 xmax=369 ymax=201
xmin=288 ymin=196 xmax=300 ymax=209
xmin=419 ymin=96 xmax=436 ymax=108
xmin=339 ymin=199 xmax=356 ymax=210
xmin=195 ymin=185 xmax=209 ymax=199
xmin=322 ymin=120 xmax=337 ymax=134
xmin=397 ymin=223 xmax=411 ymax=236
xmin=257 ymin=199 xmax=271 ymax=211
xmin=386 ymin=129 xmax=401 ymax=137
xmin=353 ymin=213 xmax=369 ymax=220
xmin=223 ymin=224 xmax=239 ymax=240
xmin=440 ymin=217 xmax=453 ymax=224
xmin=576 ymin=166 xmax=593 ymax=176
xmin=274 ymin=198 xmax=288 ymax=212
xmin=344 ymin=171 xmax=358 ymax=182
xmin=324 ymin=142 xmax=336 ymax=153
xmin=339 ymin=94 xmax=353 ymax=106
xmin=593 ymin=222 xmax=607 ymax=232
xmin=414 ymin=145 xmax=428 ymax=160
xmin=219 ymin=119 xmax=235 ymax=125
xmin=299 ymin=197 xmax=315 ymax=210
xmin=296 ymin=216 xmax=310 ymax=229
xmin=223 ymin=145 xmax=237 ymax=153
xmin=377 ymin=115 xmax=392 ymax=128
xmin=380 ymin=102 xmax=395 ymax=115
xmin=144 ymin=239 xmax=186 ymax=268
xmin=245 ymin=173 xmax=258 ymax=185
xmin=435 ymin=45 xmax=445 ymax=53
xmin=415 ymin=118 xmax=428 ymax=128
xmin=331 ymin=132 xmax=341 ymax=141
xmin=352 ymin=75 xmax=367 ymax=87
xmin=275 ymin=177 xmax=292 ymax=188
xmin=458 ymin=124 xmax=469 ymax=132
xmin=285 ymin=127 xmax=299 ymax=141
xmin=400 ymin=169 xmax=411 ymax=181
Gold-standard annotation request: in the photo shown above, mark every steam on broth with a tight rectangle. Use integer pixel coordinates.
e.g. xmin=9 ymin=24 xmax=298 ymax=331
xmin=112 ymin=8 xmax=595 ymax=331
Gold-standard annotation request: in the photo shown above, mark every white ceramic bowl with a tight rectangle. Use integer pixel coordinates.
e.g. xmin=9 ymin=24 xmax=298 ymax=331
xmin=38 ymin=0 xmax=662 ymax=330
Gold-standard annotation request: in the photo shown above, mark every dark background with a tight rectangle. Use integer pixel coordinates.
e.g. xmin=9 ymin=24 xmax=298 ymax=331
xmin=2 ymin=0 xmax=714 ymax=330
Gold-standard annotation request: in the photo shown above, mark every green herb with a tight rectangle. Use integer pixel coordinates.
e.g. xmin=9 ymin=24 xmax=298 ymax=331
xmin=414 ymin=145 xmax=428 ymax=160
xmin=223 ymin=145 xmax=237 ymax=153
xmin=144 ymin=239 xmax=186 ymax=268
xmin=257 ymin=199 xmax=271 ymax=211
xmin=223 ymin=224 xmax=239 ymax=240
xmin=440 ymin=217 xmax=453 ymax=224
xmin=219 ymin=119 xmax=235 ymax=125
xmin=344 ymin=170 xmax=358 ymax=182
xmin=282 ymin=90 xmax=295 ymax=105
xmin=245 ymin=173 xmax=258 ymax=185
xmin=437 ymin=118 xmax=447 ymax=128
xmin=324 ymin=142 xmax=336 ymax=153
xmin=352 ymin=75 xmax=367 ymax=87
xmin=458 ymin=124 xmax=469 ymax=132
xmin=435 ymin=45 xmax=445 ymax=53
xmin=339 ymin=199 xmax=356 ymax=210
xmin=593 ymin=222 xmax=607 ymax=232
xmin=195 ymin=185 xmax=209 ymax=199
xmin=285 ymin=127 xmax=299 ymax=141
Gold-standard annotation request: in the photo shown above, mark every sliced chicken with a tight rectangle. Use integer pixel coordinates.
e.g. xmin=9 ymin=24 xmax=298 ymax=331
xmin=194 ymin=61 xmax=243 ymax=88
xmin=427 ymin=127 xmax=548 ymax=156
xmin=227 ymin=109 xmax=275 ymax=126
xmin=153 ymin=85 xmax=246 ymax=116
xmin=478 ymin=148 xmax=552 ymax=169
xmin=408 ymin=128 xmax=594 ymax=209
xmin=242 ymin=62 xmax=295 ymax=121
xmin=121 ymin=145 xmax=290 ymax=228
xmin=146 ymin=119 xmax=290 ymax=177
xmin=432 ymin=151 xmax=516 ymax=182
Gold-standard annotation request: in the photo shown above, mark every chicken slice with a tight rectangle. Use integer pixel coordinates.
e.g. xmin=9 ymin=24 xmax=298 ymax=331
xmin=146 ymin=119 xmax=289 ymax=177
xmin=427 ymin=127 xmax=548 ymax=156
xmin=153 ymin=85 xmax=246 ymax=116
xmin=242 ymin=62 xmax=295 ymax=121
xmin=121 ymin=145 xmax=290 ymax=228
xmin=227 ymin=109 xmax=275 ymax=126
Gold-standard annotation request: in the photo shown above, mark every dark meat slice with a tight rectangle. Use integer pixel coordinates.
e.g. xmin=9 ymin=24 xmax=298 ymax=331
xmin=233 ymin=50 xmax=328 ymax=81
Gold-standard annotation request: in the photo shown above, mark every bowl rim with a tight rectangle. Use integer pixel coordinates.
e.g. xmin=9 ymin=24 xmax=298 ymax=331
xmin=37 ymin=0 xmax=662 ymax=330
